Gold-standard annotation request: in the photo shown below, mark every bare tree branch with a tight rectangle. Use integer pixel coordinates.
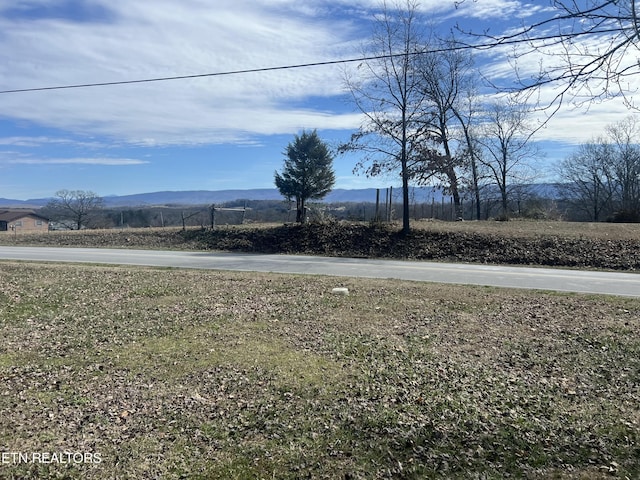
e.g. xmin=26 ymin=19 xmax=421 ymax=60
xmin=457 ymin=0 xmax=640 ymax=110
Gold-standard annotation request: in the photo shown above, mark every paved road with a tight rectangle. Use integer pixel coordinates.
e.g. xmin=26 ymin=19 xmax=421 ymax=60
xmin=0 ymin=246 xmax=638 ymax=297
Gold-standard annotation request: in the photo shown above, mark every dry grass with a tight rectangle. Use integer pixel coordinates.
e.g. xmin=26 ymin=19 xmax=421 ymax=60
xmin=1 ymin=261 xmax=639 ymax=479
xmin=412 ymin=218 xmax=640 ymax=240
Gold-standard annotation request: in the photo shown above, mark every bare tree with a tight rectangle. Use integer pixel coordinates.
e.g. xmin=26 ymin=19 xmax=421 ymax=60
xmin=475 ymin=101 xmax=539 ymax=219
xmin=340 ymin=0 xmax=427 ymax=234
xmin=452 ymin=80 xmax=484 ymax=220
xmin=557 ymin=116 xmax=640 ymax=221
xmin=557 ymin=141 xmax=616 ymax=221
xmin=458 ymin=0 xmax=640 ymax=110
xmin=606 ymin=116 xmax=640 ymax=220
xmin=45 ymin=189 xmax=104 ymax=230
xmin=411 ymin=35 xmax=478 ymax=220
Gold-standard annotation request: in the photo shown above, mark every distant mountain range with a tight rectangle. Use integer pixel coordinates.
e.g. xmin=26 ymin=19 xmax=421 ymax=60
xmin=0 ymin=184 xmax=562 ymax=208
xmin=0 ymin=187 xmax=438 ymax=208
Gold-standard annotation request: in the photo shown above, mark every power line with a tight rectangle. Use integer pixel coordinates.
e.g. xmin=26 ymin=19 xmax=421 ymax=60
xmin=0 ymin=28 xmax=625 ymax=95
xmin=0 ymin=56 xmax=383 ymax=94
xmin=2 ymin=47 xmax=473 ymax=94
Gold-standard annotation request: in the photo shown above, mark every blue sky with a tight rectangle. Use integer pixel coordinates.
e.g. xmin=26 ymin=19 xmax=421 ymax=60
xmin=0 ymin=0 xmax=634 ymax=200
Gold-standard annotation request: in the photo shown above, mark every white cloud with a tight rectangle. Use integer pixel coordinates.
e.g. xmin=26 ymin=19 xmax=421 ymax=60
xmin=434 ymin=0 xmax=551 ymax=20
xmin=0 ymin=136 xmax=105 ymax=148
xmin=0 ymin=0 xmax=365 ymax=145
xmin=3 ymin=157 xmax=149 ymax=165
xmin=0 ymin=0 xmax=633 ymax=151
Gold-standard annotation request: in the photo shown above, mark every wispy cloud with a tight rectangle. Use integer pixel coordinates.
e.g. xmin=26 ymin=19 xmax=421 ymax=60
xmin=0 ymin=0 xmax=629 ymax=149
xmin=437 ymin=0 xmax=550 ymax=20
xmin=4 ymin=157 xmax=149 ymax=165
xmin=0 ymin=136 xmax=106 ymax=148
xmin=0 ymin=0 xmax=365 ymax=145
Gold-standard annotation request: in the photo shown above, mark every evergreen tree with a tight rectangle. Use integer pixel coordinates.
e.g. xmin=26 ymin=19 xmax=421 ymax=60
xmin=274 ymin=130 xmax=336 ymax=223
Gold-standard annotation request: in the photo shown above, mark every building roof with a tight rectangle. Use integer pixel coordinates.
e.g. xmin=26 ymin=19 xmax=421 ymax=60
xmin=0 ymin=209 xmax=49 ymax=223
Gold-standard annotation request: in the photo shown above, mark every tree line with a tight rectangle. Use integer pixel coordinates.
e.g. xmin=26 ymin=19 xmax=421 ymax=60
xmin=270 ymin=0 xmax=640 ymax=233
xmin=559 ymin=116 xmax=640 ymax=222
xmin=42 ymin=2 xmax=640 ymax=230
xmin=42 ymin=186 xmax=614 ymax=229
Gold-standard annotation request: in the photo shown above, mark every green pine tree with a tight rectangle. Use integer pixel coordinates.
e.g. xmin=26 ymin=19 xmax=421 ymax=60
xmin=274 ymin=130 xmax=336 ymax=223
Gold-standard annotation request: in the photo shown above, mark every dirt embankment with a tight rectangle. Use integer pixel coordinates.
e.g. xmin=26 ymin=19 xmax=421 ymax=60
xmin=3 ymin=222 xmax=639 ymax=271
xmin=181 ymin=223 xmax=640 ymax=270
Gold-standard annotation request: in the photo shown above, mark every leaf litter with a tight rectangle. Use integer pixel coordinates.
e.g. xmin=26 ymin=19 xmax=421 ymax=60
xmin=0 ymin=261 xmax=638 ymax=478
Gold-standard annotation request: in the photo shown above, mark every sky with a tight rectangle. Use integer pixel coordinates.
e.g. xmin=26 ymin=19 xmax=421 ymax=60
xmin=0 ymin=0 xmax=635 ymax=200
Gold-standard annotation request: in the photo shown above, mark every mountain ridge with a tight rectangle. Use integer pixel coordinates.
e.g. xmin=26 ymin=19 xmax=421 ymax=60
xmin=0 ymin=184 xmax=561 ymax=208
xmin=0 ymin=187 xmax=445 ymax=207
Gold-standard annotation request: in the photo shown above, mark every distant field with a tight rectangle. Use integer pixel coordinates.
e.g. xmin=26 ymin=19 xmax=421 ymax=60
xmin=0 ymin=262 xmax=639 ymax=478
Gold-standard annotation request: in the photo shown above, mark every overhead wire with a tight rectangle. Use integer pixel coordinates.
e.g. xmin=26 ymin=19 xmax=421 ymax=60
xmin=0 ymin=27 xmax=628 ymax=95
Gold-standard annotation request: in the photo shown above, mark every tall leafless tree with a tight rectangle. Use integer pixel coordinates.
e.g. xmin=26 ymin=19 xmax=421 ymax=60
xmin=557 ymin=116 xmax=640 ymax=221
xmin=475 ymin=100 xmax=539 ymax=218
xmin=340 ymin=0 xmax=427 ymax=234
xmin=412 ymin=35 xmax=478 ymax=220
xmin=606 ymin=116 xmax=640 ymax=219
xmin=557 ymin=141 xmax=616 ymax=221
xmin=452 ymin=79 xmax=484 ymax=220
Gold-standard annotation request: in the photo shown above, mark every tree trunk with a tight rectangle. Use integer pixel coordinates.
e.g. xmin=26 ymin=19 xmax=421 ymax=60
xmin=441 ymin=130 xmax=463 ymax=221
xmin=445 ymin=165 xmax=463 ymax=220
xmin=451 ymin=183 xmax=462 ymax=220
xmin=501 ymin=189 xmax=509 ymax=218
xmin=401 ymin=159 xmax=410 ymax=234
xmin=454 ymin=110 xmax=481 ymax=220
xmin=471 ymin=158 xmax=481 ymax=220
xmin=296 ymin=197 xmax=305 ymax=223
xmin=501 ymin=160 xmax=509 ymax=217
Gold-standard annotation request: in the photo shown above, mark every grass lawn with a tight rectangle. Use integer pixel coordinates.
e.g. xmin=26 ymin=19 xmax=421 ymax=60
xmin=0 ymin=261 xmax=639 ymax=479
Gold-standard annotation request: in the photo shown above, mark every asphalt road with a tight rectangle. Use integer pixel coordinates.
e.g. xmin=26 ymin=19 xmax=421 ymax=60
xmin=0 ymin=246 xmax=638 ymax=298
